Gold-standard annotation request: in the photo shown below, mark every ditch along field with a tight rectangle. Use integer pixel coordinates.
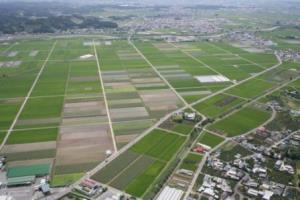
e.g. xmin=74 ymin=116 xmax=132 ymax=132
xmin=0 ymin=37 xmax=291 ymax=193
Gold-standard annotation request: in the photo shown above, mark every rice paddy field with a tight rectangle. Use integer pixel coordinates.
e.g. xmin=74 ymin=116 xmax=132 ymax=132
xmin=179 ymin=153 xmax=203 ymax=172
xmin=198 ymin=131 xmax=225 ymax=148
xmin=0 ymin=36 xmax=289 ymax=196
xmin=208 ymin=106 xmax=271 ymax=137
xmin=91 ymin=129 xmax=187 ymax=197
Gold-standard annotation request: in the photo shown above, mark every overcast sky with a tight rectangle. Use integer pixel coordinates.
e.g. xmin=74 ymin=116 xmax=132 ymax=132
xmin=0 ymin=0 xmax=298 ymax=5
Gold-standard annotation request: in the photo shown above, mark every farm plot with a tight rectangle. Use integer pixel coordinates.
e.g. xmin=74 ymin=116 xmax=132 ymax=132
xmin=193 ymin=93 xmax=246 ymax=118
xmin=218 ymin=141 xmax=252 ymax=162
xmin=191 ymin=54 xmax=255 ymax=81
xmin=96 ymin=41 xmax=183 ymax=147
xmin=190 ymin=42 xmax=229 ymax=55
xmin=0 ymin=40 xmax=65 ymax=176
xmin=227 ymin=77 xmax=275 ymax=99
xmin=198 ymin=131 xmax=225 ymax=148
xmin=0 ymin=39 xmax=116 ymax=186
xmin=15 ymin=96 xmax=64 ymax=129
xmin=259 ymin=64 xmax=299 ymax=83
xmin=0 ymin=60 xmax=47 ymax=99
xmin=208 ymin=43 xmax=278 ymax=68
xmin=53 ymin=58 xmax=114 ymax=178
xmin=238 ymin=53 xmax=278 ymax=68
xmin=179 ymin=153 xmax=203 ymax=171
xmin=50 ymin=39 xmax=95 ymax=61
xmin=208 ymin=106 xmax=271 ymax=137
xmin=0 ymin=99 xmax=23 ymax=132
xmin=159 ymin=114 xmax=197 ymax=136
xmin=92 ymin=129 xmax=186 ymax=197
xmin=134 ymin=41 xmax=232 ymax=103
xmin=181 ymin=42 xmax=279 ymax=81
xmin=0 ymin=40 xmax=52 ymax=62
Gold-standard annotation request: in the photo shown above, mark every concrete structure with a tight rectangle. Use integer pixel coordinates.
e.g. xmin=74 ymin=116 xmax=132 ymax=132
xmin=156 ymin=186 xmax=184 ymax=200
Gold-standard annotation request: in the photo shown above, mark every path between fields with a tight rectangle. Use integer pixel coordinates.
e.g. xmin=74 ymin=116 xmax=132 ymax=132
xmin=168 ymin=42 xmax=236 ymax=84
xmin=206 ymin=42 xmax=266 ymax=69
xmin=56 ymin=42 xmax=283 ymax=199
xmin=93 ymin=40 xmax=117 ymax=153
xmin=129 ymin=39 xmax=208 ymax=121
xmin=0 ymin=41 xmax=57 ymax=152
xmin=73 ymin=51 xmax=281 ymax=178
xmin=128 ymin=39 xmax=189 ymax=107
xmin=2 ymin=42 xmax=17 ymax=54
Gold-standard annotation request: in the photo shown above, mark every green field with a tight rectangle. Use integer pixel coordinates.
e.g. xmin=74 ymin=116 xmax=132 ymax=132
xmin=208 ymin=106 xmax=271 ymax=137
xmin=198 ymin=131 xmax=225 ymax=148
xmin=51 ymin=172 xmax=84 ymax=186
xmin=0 ymin=37 xmax=287 ymax=197
xmin=180 ymin=153 xmax=203 ymax=171
xmin=7 ymin=127 xmax=58 ymax=144
xmin=219 ymin=141 xmax=252 ymax=162
xmin=193 ymin=93 xmax=245 ymax=118
xmin=227 ymin=78 xmax=274 ymax=99
xmin=91 ymin=128 xmax=186 ymax=197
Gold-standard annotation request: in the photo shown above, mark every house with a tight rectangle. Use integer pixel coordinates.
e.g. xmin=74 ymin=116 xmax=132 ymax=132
xmin=184 ymin=112 xmax=196 ymax=121
xmin=244 ymin=179 xmax=259 ymax=188
xmin=247 ymin=188 xmax=259 ymax=197
xmin=262 ymin=190 xmax=274 ymax=200
xmin=275 ymin=160 xmax=294 ymax=174
xmin=225 ymin=168 xmax=240 ymax=180
xmin=290 ymin=110 xmax=300 ymax=117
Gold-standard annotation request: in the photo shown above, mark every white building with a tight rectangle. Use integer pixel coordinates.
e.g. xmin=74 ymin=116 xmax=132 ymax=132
xmin=156 ymin=186 xmax=184 ymax=200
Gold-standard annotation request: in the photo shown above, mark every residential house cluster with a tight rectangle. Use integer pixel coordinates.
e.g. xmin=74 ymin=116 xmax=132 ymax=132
xmin=198 ymin=175 xmax=233 ymax=200
xmin=277 ymin=49 xmax=300 ymax=61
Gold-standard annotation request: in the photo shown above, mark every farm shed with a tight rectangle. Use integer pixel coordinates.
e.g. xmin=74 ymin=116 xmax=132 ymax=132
xmin=7 ymin=163 xmax=51 ymax=178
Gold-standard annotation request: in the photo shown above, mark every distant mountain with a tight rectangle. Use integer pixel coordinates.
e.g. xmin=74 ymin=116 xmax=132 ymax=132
xmin=0 ymin=2 xmax=118 ymax=34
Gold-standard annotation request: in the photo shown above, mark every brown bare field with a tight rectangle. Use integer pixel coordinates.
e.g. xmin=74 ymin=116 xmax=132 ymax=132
xmin=16 ymin=117 xmax=60 ymax=126
xmin=115 ymin=134 xmax=139 ymax=144
xmin=56 ymin=119 xmax=113 ymax=166
xmin=131 ymin=77 xmax=162 ymax=84
xmin=110 ymin=107 xmax=149 ymax=120
xmin=55 ymin=135 xmax=112 ymax=165
xmin=63 ymin=101 xmax=106 ymax=117
xmin=2 ymin=141 xmax=56 ymax=154
xmin=61 ymin=116 xmax=108 ymax=126
xmin=104 ymin=82 xmax=131 ymax=87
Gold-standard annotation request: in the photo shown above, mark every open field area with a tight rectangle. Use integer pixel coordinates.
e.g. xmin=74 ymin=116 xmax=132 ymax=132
xmin=198 ymin=131 xmax=225 ymax=148
xmin=1 ymin=1 xmax=300 ymax=199
xmin=193 ymin=93 xmax=245 ymax=118
xmin=0 ymin=36 xmax=288 ymax=199
xmin=179 ymin=153 xmax=203 ymax=172
xmin=91 ymin=129 xmax=187 ymax=197
xmin=208 ymin=106 xmax=271 ymax=137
